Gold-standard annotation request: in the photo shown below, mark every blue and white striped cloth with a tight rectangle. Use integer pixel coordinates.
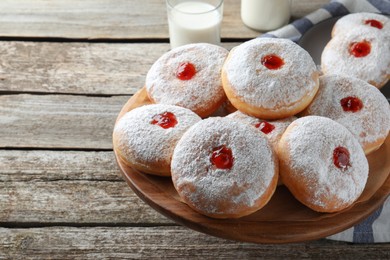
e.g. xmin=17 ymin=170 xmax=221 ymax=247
xmin=261 ymin=0 xmax=390 ymax=42
xmin=261 ymin=0 xmax=390 ymax=243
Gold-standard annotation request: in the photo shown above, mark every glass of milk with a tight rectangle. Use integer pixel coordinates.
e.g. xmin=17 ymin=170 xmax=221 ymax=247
xmin=166 ymin=0 xmax=224 ymax=49
xmin=241 ymin=0 xmax=290 ymax=31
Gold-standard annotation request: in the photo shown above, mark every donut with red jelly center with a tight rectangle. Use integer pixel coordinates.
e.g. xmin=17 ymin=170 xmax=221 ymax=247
xmin=113 ymin=104 xmax=201 ymax=176
xmin=321 ymin=30 xmax=390 ymax=88
xmin=277 ymin=116 xmax=368 ymax=213
xmin=171 ymin=117 xmax=278 ymax=219
xmin=222 ymin=38 xmax=319 ymax=120
xmin=145 ymin=43 xmax=229 ymax=118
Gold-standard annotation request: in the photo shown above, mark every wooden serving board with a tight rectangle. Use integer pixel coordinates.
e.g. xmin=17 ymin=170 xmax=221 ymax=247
xmin=114 ymin=88 xmax=390 ymax=244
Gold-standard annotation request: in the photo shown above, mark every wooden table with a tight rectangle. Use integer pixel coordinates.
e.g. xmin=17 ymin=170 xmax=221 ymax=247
xmin=1 ymin=0 xmax=389 ymax=258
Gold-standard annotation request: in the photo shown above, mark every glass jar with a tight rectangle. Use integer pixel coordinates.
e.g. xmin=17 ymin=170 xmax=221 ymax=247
xmin=241 ymin=0 xmax=291 ymax=31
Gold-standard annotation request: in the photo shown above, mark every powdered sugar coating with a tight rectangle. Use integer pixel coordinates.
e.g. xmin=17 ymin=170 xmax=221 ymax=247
xmin=281 ymin=116 xmax=368 ymax=211
xmin=227 ymin=110 xmax=296 ymax=150
xmin=304 ymin=75 xmax=390 ymax=151
xmin=171 ymin=117 xmax=277 ymax=218
xmin=332 ymin=13 xmax=390 ymax=40
xmin=223 ymin=38 xmax=318 ymax=110
xmin=113 ymin=104 xmax=201 ymax=175
xmin=321 ymin=30 xmax=390 ymax=88
xmin=145 ymin=43 xmax=228 ymax=117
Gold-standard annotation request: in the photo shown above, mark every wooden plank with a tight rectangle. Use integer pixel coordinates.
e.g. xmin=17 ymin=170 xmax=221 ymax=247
xmin=0 ymin=42 xmax=168 ymax=95
xmin=0 ymin=94 xmax=128 ymax=149
xmin=0 ymin=226 xmax=389 ymax=259
xmin=0 ymin=150 xmax=174 ymax=224
xmin=0 ymin=150 xmax=120 ymax=182
xmin=0 ymin=0 xmax=328 ymax=40
xmin=0 ymin=42 xmax=238 ymax=95
xmin=0 ymin=180 xmax=172 ymax=224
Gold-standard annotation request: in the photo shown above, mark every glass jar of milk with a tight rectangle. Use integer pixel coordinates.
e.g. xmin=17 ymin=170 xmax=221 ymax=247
xmin=167 ymin=0 xmax=224 ymax=49
xmin=241 ymin=0 xmax=290 ymax=31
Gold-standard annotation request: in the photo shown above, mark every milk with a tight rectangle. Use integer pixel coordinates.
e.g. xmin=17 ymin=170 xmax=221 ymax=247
xmin=167 ymin=1 xmax=223 ymax=48
xmin=241 ymin=0 xmax=290 ymax=31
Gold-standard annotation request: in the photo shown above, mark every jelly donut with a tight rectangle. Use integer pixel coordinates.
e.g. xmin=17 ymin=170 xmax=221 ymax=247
xmin=171 ymin=117 xmax=278 ymax=219
xmin=227 ymin=110 xmax=296 ymax=151
xmin=277 ymin=116 xmax=369 ymax=213
xmin=222 ymin=38 xmax=319 ymax=119
xmin=301 ymin=75 xmax=390 ymax=154
xmin=145 ymin=43 xmax=228 ymax=118
xmin=321 ymin=30 xmax=390 ymax=88
xmin=113 ymin=104 xmax=201 ymax=176
xmin=331 ymin=13 xmax=390 ymax=39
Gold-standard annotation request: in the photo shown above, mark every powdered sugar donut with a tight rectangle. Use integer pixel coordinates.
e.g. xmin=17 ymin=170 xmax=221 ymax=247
xmin=227 ymin=110 xmax=296 ymax=150
xmin=171 ymin=117 xmax=278 ymax=219
xmin=332 ymin=12 xmax=390 ymax=39
xmin=222 ymin=38 xmax=319 ymax=119
xmin=145 ymin=43 xmax=228 ymax=118
xmin=113 ymin=104 xmax=201 ymax=176
xmin=301 ymin=75 xmax=390 ymax=154
xmin=277 ymin=116 xmax=369 ymax=213
xmin=321 ymin=29 xmax=390 ymax=88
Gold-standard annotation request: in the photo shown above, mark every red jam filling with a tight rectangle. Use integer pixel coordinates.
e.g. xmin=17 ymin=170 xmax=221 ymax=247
xmin=176 ymin=62 xmax=196 ymax=80
xmin=364 ymin=19 xmax=383 ymax=29
xmin=349 ymin=41 xmax=371 ymax=58
xmin=151 ymin=112 xmax=177 ymax=129
xmin=210 ymin=145 xmax=234 ymax=170
xmin=254 ymin=121 xmax=275 ymax=134
xmin=340 ymin=96 xmax=364 ymax=112
xmin=261 ymin=54 xmax=285 ymax=70
xmin=333 ymin=146 xmax=351 ymax=171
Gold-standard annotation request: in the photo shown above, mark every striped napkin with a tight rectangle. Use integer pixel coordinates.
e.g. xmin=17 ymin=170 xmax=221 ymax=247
xmin=261 ymin=0 xmax=390 ymax=41
xmin=260 ymin=0 xmax=390 ymax=243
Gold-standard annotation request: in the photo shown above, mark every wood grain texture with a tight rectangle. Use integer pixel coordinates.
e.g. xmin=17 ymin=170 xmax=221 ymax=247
xmin=0 ymin=0 xmax=328 ymax=40
xmin=0 ymin=94 xmax=129 ymax=149
xmin=0 ymin=180 xmax=172 ymax=224
xmin=0 ymin=42 xmax=238 ymax=95
xmin=0 ymin=150 xmax=120 ymax=182
xmin=0 ymin=42 xmax=168 ymax=95
xmin=0 ymin=226 xmax=389 ymax=260
xmin=0 ymin=149 xmax=172 ymax=224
